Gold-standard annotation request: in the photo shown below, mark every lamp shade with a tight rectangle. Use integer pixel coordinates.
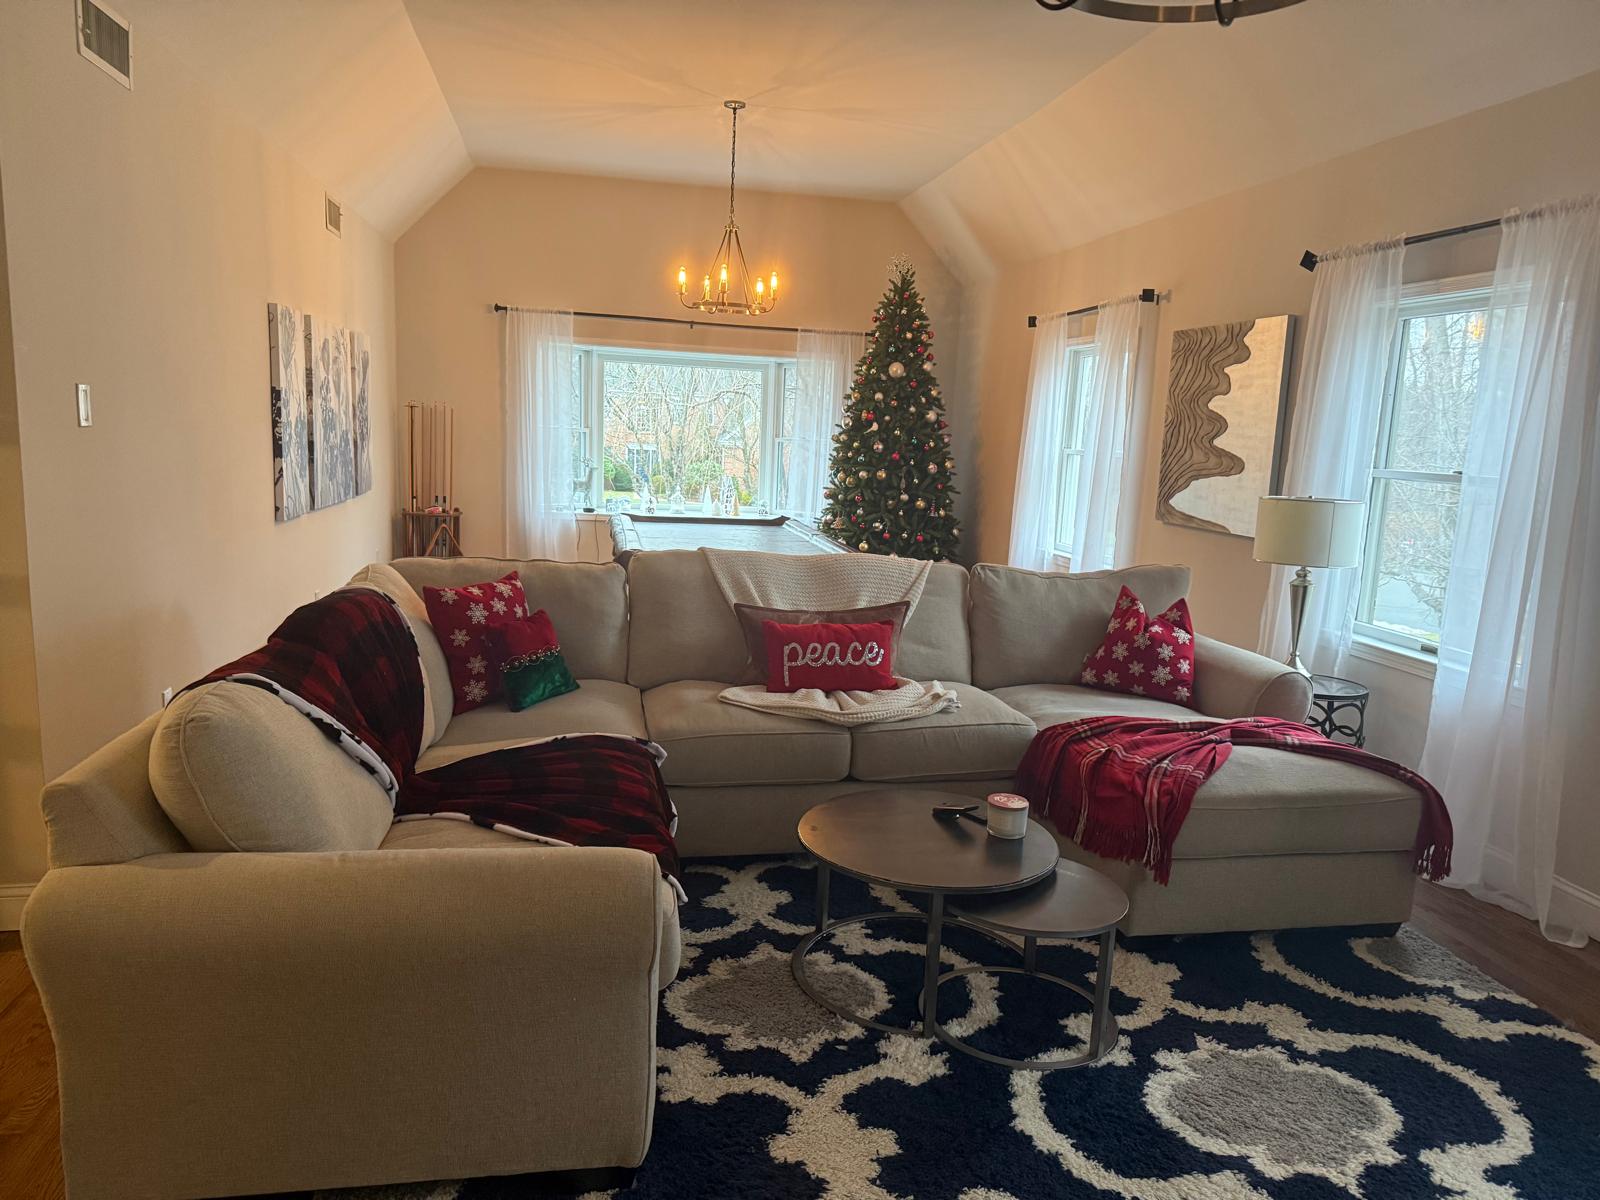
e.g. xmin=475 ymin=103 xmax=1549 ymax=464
xmin=1253 ymin=496 xmax=1364 ymax=568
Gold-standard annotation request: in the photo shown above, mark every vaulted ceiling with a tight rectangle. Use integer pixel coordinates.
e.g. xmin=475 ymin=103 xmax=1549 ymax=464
xmin=118 ymin=0 xmax=1600 ymax=276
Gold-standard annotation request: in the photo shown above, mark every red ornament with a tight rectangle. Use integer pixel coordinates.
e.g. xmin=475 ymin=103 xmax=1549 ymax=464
xmin=916 ymin=535 xmax=924 ymax=543
xmin=937 ymin=483 xmax=945 ymax=490
xmin=938 ymin=419 xmax=949 ymax=429
xmin=882 ymin=531 xmax=891 ymax=540
xmin=891 ymin=452 xmax=900 ymax=461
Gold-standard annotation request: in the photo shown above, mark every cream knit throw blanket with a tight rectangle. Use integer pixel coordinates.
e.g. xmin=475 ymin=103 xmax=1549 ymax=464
xmin=701 ymin=548 xmax=959 ymax=725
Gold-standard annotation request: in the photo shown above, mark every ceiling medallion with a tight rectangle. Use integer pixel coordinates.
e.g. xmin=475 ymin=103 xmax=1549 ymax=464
xmin=1034 ymin=0 xmax=1310 ymax=25
xmin=676 ymin=100 xmax=779 ymax=317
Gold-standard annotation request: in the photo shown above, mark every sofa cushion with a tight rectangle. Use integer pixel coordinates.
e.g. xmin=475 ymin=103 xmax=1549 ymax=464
xmin=993 ymin=682 xmax=1197 ymax=727
xmin=1077 ymin=587 xmax=1198 ymax=707
xmin=969 ymin=563 xmax=1191 ymax=690
xmin=416 ymin=680 xmax=647 ymax=771
xmin=642 ymin=679 xmax=852 ymax=786
xmin=627 ymin=552 xmax=749 ymax=688
xmin=378 ymin=818 xmax=682 ymax=985
xmin=848 ymin=683 xmax=1036 ymax=783
xmin=387 ymin=556 xmax=630 ymax=683
xmin=423 ymin=571 xmax=530 ymax=713
xmin=1163 ymin=748 xmax=1424 ymax=860
xmin=347 ymin=562 xmax=453 ymax=748
xmin=149 ymin=681 xmax=394 ymax=853
xmin=732 ymin=601 xmax=909 ymax=684
xmin=897 ymin=562 xmax=972 ymax=684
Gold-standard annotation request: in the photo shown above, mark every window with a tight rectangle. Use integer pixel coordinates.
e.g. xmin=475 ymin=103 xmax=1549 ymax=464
xmin=1050 ymin=341 xmax=1099 ymax=560
xmin=1354 ymin=278 xmax=1491 ymax=653
xmin=573 ymin=346 xmax=794 ymax=513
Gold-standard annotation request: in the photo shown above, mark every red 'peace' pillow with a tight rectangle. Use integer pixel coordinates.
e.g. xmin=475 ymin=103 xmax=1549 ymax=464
xmin=761 ymin=620 xmax=898 ymax=693
xmin=421 ymin=571 xmax=528 ymax=713
xmin=1079 ymin=585 xmax=1196 ymax=707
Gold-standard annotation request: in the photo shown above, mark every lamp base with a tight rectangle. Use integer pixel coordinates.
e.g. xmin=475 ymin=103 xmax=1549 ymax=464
xmin=1285 ymin=566 xmax=1313 ymax=677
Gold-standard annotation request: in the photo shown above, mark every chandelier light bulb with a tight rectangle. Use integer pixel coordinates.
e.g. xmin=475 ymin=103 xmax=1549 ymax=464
xmin=677 ymin=266 xmax=687 ymax=293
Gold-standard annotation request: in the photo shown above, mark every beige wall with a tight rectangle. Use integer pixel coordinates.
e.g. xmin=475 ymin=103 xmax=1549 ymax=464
xmin=967 ymin=69 xmax=1600 ymax=903
xmin=0 ymin=161 xmax=48 ymax=911
xmin=0 ymin=4 xmax=399 ymax=889
xmin=395 ymin=168 xmax=966 ymax=557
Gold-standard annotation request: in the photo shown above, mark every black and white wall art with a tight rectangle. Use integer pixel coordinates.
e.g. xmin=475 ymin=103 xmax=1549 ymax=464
xmin=350 ymin=330 xmax=373 ymax=496
xmin=268 ymin=302 xmax=311 ymax=522
xmin=306 ymin=314 xmax=356 ymax=509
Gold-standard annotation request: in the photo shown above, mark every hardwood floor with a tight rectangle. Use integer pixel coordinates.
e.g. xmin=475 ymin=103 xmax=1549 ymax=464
xmin=0 ymin=886 xmax=1596 ymax=1199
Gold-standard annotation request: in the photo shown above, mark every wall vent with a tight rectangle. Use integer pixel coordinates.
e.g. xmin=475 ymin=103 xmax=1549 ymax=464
xmin=325 ymin=194 xmax=343 ymax=238
xmin=76 ymin=0 xmax=131 ymax=89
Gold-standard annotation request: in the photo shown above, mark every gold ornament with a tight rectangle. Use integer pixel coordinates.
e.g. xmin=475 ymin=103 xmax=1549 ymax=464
xmin=874 ymin=468 xmax=887 ymax=480
xmin=915 ymin=498 xmax=928 ymax=510
xmin=873 ymin=392 xmax=884 ymax=402
xmin=888 ymin=362 xmax=907 ymax=379
xmin=925 ymin=410 xmax=937 ymax=422
xmin=858 ymin=470 xmax=869 ymax=479
xmin=858 ymin=541 xmax=869 ymax=551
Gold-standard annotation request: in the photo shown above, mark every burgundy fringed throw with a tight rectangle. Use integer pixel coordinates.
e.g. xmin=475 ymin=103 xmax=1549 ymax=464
xmin=191 ymin=588 xmax=681 ymax=890
xmin=1016 ymin=716 xmax=1451 ymax=886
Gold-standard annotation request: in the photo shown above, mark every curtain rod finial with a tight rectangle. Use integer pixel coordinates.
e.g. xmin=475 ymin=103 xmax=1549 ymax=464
xmin=1027 ymin=315 xmax=1039 ymax=328
xmin=1299 ymin=251 xmax=1318 ymax=272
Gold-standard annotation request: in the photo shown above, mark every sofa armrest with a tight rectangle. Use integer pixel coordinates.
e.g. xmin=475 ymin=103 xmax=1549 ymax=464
xmin=1192 ymin=634 xmax=1313 ymax=722
xmin=23 ymin=846 xmax=667 ymax=1200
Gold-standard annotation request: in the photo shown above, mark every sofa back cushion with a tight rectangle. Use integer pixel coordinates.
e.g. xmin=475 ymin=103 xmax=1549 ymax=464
xmin=899 ymin=562 xmax=972 ymax=684
xmin=627 ymin=551 xmax=748 ymax=687
xmin=627 ymin=552 xmax=972 ymax=688
xmin=386 ymin=556 xmax=629 ymax=683
xmin=149 ymin=681 xmax=395 ymax=853
xmin=346 ymin=562 xmax=454 ymax=746
xmin=969 ymin=563 xmax=1192 ymax=690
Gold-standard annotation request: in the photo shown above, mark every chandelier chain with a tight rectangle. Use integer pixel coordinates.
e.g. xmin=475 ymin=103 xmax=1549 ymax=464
xmin=727 ymin=104 xmax=738 ymax=224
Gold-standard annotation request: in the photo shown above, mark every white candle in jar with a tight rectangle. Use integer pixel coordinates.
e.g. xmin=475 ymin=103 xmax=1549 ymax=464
xmin=986 ymin=793 xmax=1029 ymax=839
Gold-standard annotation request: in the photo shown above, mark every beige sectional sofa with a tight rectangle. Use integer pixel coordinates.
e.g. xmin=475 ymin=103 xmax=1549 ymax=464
xmin=23 ymin=551 xmax=1427 ymax=1199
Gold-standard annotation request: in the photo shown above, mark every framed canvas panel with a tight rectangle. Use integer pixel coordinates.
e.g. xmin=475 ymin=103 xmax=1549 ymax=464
xmin=307 ymin=314 xmax=355 ymax=509
xmin=350 ymin=330 xmax=373 ymax=496
xmin=1156 ymin=313 xmax=1295 ymax=538
xmin=268 ymin=302 xmax=310 ymax=522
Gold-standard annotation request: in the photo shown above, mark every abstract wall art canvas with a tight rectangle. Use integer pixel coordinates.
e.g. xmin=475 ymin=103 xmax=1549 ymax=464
xmin=268 ymin=302 xmax=310 ymax=522
xmin=1156 ymin=313 xmax=1295 ymax=538
xmin=350 ymin=330 xmax=373 ymax=496
xmin=306 ymin=314 xmax=355 ymax=509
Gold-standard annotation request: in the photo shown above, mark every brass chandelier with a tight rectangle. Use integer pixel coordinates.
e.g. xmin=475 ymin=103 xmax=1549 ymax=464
xmin=677 ymin=100 xmax=779 ymax=317
xmin=1034 ymin=0 xmax=1309 ymax=24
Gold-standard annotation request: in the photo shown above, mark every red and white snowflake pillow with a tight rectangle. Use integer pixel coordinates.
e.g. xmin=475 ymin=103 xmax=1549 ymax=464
xmin=1079 ymin=585 xmax=1197 ymax=708
xmin=421 ymin=571 xmax=529 ymax=714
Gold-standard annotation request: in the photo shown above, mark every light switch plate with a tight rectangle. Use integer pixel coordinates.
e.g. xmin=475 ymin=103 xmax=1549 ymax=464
xmin=76 ymin=383 xmax=92 ymax=427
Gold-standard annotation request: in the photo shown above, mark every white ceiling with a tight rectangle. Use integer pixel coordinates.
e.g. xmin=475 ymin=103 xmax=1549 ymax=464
xmin=118 ymin=0 xmax=1600 ymax=265
xmin=400 ymin=0 xmax=1146 ymax=199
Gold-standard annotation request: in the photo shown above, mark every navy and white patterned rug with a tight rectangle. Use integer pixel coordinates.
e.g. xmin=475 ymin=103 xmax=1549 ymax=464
xmin=318 ymin=858 xmax=1600 ymax=1200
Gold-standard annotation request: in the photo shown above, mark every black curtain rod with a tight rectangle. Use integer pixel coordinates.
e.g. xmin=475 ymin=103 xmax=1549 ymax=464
xmin=1027 ymin=287 xmax=1158 ymax=329
xmin=1299 ymin=217 xmax=1502 ymax=272
xmin=492 ymin=304 xmax=866 ymax=337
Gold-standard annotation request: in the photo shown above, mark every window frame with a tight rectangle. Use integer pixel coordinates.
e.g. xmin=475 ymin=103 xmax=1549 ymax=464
xmin=1351 ymin=273 xmax=1492 ymax=659
xmin=1049 ymin=337 xmax=1100 ymax=565
xmin=571 ymin=343 xmax=795 ymax=513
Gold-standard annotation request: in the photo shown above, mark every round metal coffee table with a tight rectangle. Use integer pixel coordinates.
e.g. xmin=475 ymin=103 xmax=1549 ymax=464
xmin=792 ymin=788 xmax=1058 ymax=1040
xmin=934 ymin=861 xmax=1129 ymax=1070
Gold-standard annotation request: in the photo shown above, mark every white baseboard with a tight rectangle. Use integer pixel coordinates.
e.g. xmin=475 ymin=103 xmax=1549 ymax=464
xmin=1550 ymin=876 xmax=1600 ymax=943
xmin=0 ymin=883 xmax=34 ymax=932
xmin=1476 ymin=846 xmax=1600 ymax=942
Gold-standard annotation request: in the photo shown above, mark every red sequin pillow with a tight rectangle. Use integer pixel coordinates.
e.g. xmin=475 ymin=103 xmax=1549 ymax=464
xmin=1079 ymin=586 xmax=1196 ymax=707
xmin=421 ymin=571 xmax=528 ymax=713
xmin=761 ymin=620 xmax=898 ymax=693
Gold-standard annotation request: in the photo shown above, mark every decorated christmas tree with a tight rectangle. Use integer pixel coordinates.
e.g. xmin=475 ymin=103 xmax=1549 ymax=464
xmin=820 ymin=259 xmax=960 ymax=560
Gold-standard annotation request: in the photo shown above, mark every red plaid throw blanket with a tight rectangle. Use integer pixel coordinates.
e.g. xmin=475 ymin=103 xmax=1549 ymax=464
xmin=1016 ymin=716 xmax=1451 ymax=886
xmin=190 ymin=588 xmax=681 ymax=891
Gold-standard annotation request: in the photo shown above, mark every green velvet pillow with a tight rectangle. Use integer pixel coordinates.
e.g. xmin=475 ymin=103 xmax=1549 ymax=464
xmin=490 ymin=610 xmax=579 ymax=712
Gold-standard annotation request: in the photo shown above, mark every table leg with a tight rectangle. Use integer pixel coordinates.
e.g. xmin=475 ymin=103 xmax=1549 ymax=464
xmin=1090 ymin=930 xmax=1115 ymax=1057
xmin=1023 ymin=934 xmax=1038 ymax=974
xmin=922 ymin=892 xmax=945 ymax=1038
xmin=815 ymin=862 xmax=831 ymax=934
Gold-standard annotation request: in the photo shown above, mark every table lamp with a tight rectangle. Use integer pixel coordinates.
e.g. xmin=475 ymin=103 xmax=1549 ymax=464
xmin=1253 ymin=496 xmax=1365 ymax=676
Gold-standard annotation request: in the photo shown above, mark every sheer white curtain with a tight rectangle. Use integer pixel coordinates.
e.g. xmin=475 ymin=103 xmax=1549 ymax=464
xmin=1258 ymin=239 xmax=1405 ymax=670
xmin=502 ymin=308 xmax=577 ymax=559
xmin=1008 ymin=312 xmax=1076 ymax=571
xmin=1420 ymin=197 xmax=1600 ymax=946
xmin=1068 ymin=294 xmax=1147 ymax=572
xmin=789 ymin=331 xmax=864 ymax=520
